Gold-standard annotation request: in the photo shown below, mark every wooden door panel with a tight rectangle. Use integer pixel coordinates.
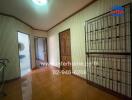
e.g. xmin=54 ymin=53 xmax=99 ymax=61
xmin=59 ymin=29 xmax=72 ymax=71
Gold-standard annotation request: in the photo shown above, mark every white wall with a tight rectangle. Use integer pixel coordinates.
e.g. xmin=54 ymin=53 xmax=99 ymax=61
xmin=0 ymin=15 xmax=47 ymax=80
xmin=48 ymin=0 xmax=131 ymax=79
xmin=32 ymin=30 xmax=48 ymax=37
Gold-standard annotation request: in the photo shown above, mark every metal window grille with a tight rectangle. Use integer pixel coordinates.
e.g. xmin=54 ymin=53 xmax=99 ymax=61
xmin=85 ymin=3 xmax=131 ymax=98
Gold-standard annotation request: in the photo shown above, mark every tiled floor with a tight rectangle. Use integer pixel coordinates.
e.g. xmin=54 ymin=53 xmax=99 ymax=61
xmin=0 ymin=67 xmax=120 ymax=100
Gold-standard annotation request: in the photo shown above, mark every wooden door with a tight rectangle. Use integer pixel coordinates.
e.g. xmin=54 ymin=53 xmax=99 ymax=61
xmin=59 ymin=29 xmax=72 ymax=72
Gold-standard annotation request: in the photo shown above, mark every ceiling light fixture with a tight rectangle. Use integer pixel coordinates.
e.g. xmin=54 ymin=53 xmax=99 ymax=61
xmin=32 ymin=0 xmax=48 ymax=6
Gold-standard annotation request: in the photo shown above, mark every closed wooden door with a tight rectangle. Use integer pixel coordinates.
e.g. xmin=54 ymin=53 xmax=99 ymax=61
xmin=59 ymin=29 xmax=72 ymax=71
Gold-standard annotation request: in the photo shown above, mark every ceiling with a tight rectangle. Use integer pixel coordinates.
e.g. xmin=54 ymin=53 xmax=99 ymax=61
xmin=0 ymin=0 xmax=93 ymax=31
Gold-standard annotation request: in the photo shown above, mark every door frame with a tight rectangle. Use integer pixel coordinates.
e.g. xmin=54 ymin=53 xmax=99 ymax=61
xmin=59 ymin=28 xmax=72 ymax=73
xmin=17 ymin=31 xmax=32 ymax=77
xmin=34 ymin=36 xmax=48 ymax=67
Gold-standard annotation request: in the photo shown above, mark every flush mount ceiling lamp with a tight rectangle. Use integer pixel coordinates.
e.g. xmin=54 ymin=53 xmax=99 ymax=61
xmin=32 ymin=0 xmax=48 ymax=6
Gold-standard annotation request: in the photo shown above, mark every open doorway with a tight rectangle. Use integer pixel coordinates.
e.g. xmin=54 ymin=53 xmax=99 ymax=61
xmin=59 ymin=29 xmax=72 ymax=73
xmin=34 ymin=37 xmax=48 ymax=67
xmin=18 ymin=32 xmax=31 ymax=77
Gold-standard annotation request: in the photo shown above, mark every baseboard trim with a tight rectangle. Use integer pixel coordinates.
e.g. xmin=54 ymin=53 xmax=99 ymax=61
xmin=32 ymin=67 xmax=39 ymax=70
xmin=48 ymin=64 xmax=60 ymax=70
xmin=4 ymin=77 xmax=21 ymax=83
xmin=71 ymin=73 xmax=87 ymax=82
xmin=71 ymin=73 xmax=131 ymax=100
xmin=87 ymin=80 xmax=131 ymax=100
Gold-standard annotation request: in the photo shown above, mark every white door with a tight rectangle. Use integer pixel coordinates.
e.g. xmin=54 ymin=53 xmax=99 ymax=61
xmin=18 ymin=32 xmax=31 ymax=77
xmin=37 ymin=38 xmax=45 ymax=61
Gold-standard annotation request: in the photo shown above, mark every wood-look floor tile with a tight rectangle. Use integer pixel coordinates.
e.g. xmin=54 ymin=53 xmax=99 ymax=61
xmin=0 ymin=67 xmax=121 ymax=100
